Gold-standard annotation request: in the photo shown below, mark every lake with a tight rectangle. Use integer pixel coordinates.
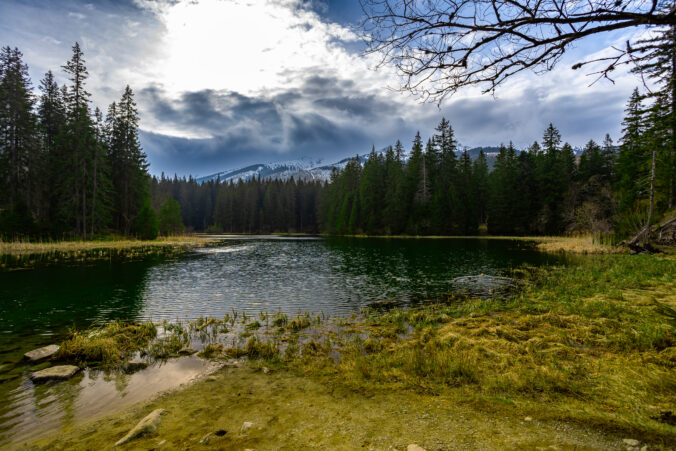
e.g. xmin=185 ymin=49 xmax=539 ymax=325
xmin=0 ymin=236 xmax=564 ymax=445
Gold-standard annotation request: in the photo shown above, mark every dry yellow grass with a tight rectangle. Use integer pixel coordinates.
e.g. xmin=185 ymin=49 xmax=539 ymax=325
xmin=334 ymin=234 xmax=623 ymax=254
xmin=528 ymin=235 xmax=622 ymax=254
xmin=0 ymin=235 xmax=214 ymax=257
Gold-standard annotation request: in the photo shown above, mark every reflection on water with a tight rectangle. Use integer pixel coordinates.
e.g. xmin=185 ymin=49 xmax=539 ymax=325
xmin=0 ymin=237 xmax=564 ymax=446
xmin=0 ymin=356 xmax=218 ymax=446
xmin=1 ymin=237 xmax=560 ymax=340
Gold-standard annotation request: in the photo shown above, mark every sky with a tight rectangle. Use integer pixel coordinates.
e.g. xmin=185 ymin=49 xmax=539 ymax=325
xmin=0 ymin=0 xmax=648 ymax=177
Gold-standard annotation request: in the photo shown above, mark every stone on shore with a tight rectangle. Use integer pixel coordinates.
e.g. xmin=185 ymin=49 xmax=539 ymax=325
xmin=124 ymin=360 xmax=149 ymax=373
xmin=30 ymin=365 xmax=79 ymax=382
xmin=24 ymin=344 xmax=60 ymax=362
xmin=199 ymin=432 xmax=212 ymax=445
xmin=114 ymin=408 xmax=165 ymax=447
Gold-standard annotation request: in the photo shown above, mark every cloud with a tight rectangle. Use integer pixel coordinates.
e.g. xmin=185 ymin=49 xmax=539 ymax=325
xmin=0 ymin=0 xmax=648 ymax=177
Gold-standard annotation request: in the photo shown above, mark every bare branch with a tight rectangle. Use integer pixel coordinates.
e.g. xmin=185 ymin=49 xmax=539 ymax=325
xmin=359 ymin=0 xmax=675 ymax=102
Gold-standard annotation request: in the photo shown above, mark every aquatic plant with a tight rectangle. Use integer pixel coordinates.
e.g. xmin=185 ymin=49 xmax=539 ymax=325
xmin=287 ymin=315 xmax=312 ymax=332
xmin=245 ymin=337 xmax=279 ymax=360
xmin=56 ymin=321 xmax=157 ymax=366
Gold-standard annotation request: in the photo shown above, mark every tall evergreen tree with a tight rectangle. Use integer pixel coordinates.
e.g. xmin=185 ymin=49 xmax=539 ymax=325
xmin=108 ymin=85 xmax=149 ymax=234
xmin=0 ymin=46 xmax=38 ymax=237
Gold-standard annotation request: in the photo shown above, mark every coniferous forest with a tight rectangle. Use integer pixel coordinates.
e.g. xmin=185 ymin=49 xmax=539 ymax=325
xmin=1 ymin=44 xmax=674 ymax=239
xmin=0 ymin=43 xmax=152 ymax=239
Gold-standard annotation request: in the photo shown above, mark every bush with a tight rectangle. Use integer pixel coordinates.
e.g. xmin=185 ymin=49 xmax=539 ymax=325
xmin=135 ymin=203 xmax=159 ymax=240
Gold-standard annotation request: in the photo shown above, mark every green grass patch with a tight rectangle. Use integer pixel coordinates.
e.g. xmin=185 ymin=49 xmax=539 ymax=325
xmin=56 ymin=321 xmax=157 ymax=366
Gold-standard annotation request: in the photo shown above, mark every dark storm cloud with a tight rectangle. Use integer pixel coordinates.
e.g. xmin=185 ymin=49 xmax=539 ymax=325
xmin=437 ymin=87 xmax=629 ymax=148
xmin=137 ymin=77 xmax=390 ymax=176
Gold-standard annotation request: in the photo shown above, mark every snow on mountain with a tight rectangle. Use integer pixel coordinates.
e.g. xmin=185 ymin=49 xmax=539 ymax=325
xmin=195 ymin=155 xmax=368 ymax=184
xmin=195 ymin=146 xmax=539 ymax=184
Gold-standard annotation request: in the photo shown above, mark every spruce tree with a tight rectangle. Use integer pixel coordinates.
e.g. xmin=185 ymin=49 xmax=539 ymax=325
xmin=0 ymin=47 xmax=37 ymax=237
xmin=108 ymin=86 xmax=149 ymax=234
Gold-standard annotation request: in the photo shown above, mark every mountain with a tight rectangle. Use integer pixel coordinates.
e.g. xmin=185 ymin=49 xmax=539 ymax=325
xmin=195 ymin=155 xmax=369 ymax=184
xmin=194 ymin=146 xmax=540 ymax=184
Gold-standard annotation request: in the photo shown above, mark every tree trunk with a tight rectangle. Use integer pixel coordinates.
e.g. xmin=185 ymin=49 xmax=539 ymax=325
xmin=648 ymin=147 xmax=656 ymax=229
xmin=91 ymin=149 xmax=97 ymax=237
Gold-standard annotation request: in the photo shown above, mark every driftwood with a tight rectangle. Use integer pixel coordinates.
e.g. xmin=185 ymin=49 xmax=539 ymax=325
xmin=624 ymin=215 xmax=676 ymax=253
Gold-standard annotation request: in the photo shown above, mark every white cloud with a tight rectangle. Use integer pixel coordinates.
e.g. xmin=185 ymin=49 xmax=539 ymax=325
xmin=134 ymin=0 xmax=361 ymax=94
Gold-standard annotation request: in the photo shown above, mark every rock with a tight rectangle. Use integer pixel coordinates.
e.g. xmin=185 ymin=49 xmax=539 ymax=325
xmin=30 ymin=365 xmax=79 ymax=382
xmin=408 ymin=445 xmax=426 ymax=451
xmin=114 ymin=408 xmax=165 ymax=447
xmin=524 ymin=416 xmax=533 ymax=421
xmin=23 ymin=344 xmax=60 ymax=362
xmin=199 ymin=432 xmax=212 ymax=444
xmin=622 ymin=439 xmax=640 ymax=447
xmin=178 ymin=347 xmax=197 ymax=356
xmin=262 ymin=366 xmax=270 ymax=374
xmin=451 ymin=275 xmax=520 ymax=299
xmin=241 ymin=421 xmax=253 ymax=433
xmin=124 ymin=359 xmax=149 ymax=373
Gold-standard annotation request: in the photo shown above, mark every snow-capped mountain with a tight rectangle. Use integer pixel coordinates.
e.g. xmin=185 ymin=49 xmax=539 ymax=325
xmin=195 ymin=146 xmax=541 ymax=184
xmin=195 ymin=155 xmax=368 ymax=184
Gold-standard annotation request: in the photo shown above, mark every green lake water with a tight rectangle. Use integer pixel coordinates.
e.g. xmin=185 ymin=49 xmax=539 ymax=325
xmin=0 ymin=237 xmax=565 ymax=446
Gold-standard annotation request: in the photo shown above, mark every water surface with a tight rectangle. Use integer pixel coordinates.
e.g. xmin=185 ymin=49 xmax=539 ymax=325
xmin=0 ymin=237 xmax=565 ymax=446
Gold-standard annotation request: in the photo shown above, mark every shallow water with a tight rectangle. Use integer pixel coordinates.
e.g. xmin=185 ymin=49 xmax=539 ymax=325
xmin=0 ymin=236 xmax=564 ymax=446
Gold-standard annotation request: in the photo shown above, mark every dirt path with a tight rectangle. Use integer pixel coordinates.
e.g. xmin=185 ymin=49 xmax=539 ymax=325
xmin=22 ymin=365 xmax=656 ymax=450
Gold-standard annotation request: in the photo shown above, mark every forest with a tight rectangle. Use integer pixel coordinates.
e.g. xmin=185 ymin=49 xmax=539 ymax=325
xmin=1 ymin=43 xmax=674 ymax=239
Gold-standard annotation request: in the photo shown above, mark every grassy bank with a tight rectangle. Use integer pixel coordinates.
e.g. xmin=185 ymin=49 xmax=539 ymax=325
xmin=322 ymin=234 xmax=622 ymax=254
xmin=0 ymin=236 xmax=216 ymax=270
xmin=24 ymin=253 xmax=676 ymax=449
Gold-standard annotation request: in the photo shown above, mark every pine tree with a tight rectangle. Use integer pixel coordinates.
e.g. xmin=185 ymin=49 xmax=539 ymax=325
xmin=359 ymin=146 xmax=385 ymax=234
xmin=616 ymin=88 xmax=647 ymax=212
xmin=631 ymin=26 xmax=676 ymax=209
xmin=58 ymin=42 xmax=101 ymax=238
xmin=108 ymin=85 xmax=149 ymax=234
xmin=473 ymin=150 xmax=489 ymax=227
xmin=0 ymin=46 xmax=37 ymax=237
xmin=433 ymin=118 xmax=458 ymax=233
xmin=406 ymin=132 xmax=424 ymax=234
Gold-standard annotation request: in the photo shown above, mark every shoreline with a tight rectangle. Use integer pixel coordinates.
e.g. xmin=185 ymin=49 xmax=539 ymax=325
xmin=0 ymin=234 xmax=622 ymax=271
xmin=0 ymin=236 xmax=218 ymax=271
xmin=11 ymin=252 xmax=676 ymax=449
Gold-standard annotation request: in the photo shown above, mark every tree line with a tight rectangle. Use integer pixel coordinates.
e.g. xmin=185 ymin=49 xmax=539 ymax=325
xmin=0 ymin=43 xmax=154 ymax=239
xmin=149 ymin=174 xmax=322 ymax=234
xmin=319 ymin=86 xmax=673 ymax=237
xmin=148 ymin=85 xmax=673 ymax=239
xmin=2 ymin=43 xmax=672 ymax=240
